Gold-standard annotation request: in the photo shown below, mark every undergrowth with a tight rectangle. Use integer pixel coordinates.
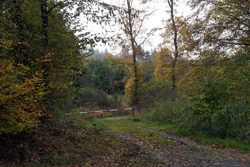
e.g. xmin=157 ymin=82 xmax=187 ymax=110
xmin=0 ymin=121 xmax=125 ymax=166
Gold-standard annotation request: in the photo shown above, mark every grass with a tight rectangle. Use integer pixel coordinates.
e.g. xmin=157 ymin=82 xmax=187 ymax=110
xmin=93 ymin=117 xmax=177 ymax=148
xmin=195 ymin=134 xmax=250 ymax=152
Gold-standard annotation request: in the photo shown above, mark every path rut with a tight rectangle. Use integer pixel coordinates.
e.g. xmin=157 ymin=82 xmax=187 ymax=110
xmin=104 ymin=124 xmax=250 ymax=167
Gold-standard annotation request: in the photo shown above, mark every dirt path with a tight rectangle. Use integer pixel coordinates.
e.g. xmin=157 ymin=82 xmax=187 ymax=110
xmin=105 ymin=125 xmax=250 ymax=167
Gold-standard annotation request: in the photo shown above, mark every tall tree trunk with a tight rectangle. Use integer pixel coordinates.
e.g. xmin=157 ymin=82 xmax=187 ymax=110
xmin=12 ymin=0 xmax=26 ymax=65
xmin=168 ymin=0 xmax=178 ymax=100
xmin=41 ymin=0 xmax=50 ymax=92
xmin=127 ymin=0 xmax=138 ymax=105
xmin=41 ymin=0 xmax=49 ymax=47
xmin=40 ymin=0 xmax=51 ymax=115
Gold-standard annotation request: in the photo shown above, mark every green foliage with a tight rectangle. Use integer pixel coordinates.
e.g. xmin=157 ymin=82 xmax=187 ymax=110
xmin=145 ymin=96 xmax=192 ymax=129
xmin=137 ymin=78 xmax=174 ymax=114
xmin=78 ymin=57 xmax=126 ymax=94
xmin=190 ymin=52 xmax=250 ymax=139
xmin=145 ymin=78 xmax=174 ymax=101
xmin=69 ymin=87 xmax=123 ymax=111
xmin=132 ymin=118 xmax=141 ymax=122
xmin=79 ymin=88 xmax=112 ymax=108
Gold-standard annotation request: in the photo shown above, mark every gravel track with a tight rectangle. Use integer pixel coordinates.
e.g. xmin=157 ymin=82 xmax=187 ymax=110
xmin=104 ymin=124 xmax=250 ymax=167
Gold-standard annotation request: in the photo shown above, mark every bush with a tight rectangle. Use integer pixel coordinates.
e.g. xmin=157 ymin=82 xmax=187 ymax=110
xmin=0 ymin=60 xmax=46 ymax=134
xmin=137 ymin=78 xmax=174 ymax=113
xmin=190 ymin=52 xmax=250 ymax=139
xmin=75 ymin=88 xmax=111 ymax=109
xmin=67 ymin=87 xmax=123 ymax=111
xmin=146 ymin=96 xmax=192 ymax=129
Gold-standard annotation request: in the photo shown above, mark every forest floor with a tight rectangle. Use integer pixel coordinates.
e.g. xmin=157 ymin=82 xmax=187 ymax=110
xmin=1 ymin=116 xmax=249 ymax=166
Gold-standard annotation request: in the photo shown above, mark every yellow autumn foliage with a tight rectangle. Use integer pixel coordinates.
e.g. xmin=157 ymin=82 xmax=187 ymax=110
xmin=178 ymin=55 xmax=250 ymax=96
xmin=124 ymin=65 xmax=146 ymax=104
xmin=153 ymin=48 xmax=172 ymax=82
xmin=106 ymin=53 xmax=147 ymax=104
xmin=153 ymin=48 xmax=189 ymax=90
xmin=0 ymin=60 xmax=46 ymax=134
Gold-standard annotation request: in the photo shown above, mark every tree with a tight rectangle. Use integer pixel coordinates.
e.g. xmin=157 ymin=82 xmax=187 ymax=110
xmin=175 ymin=0 xmax=250 ymax=94
xmin=78 ymin=56 xmax=126 ymax=94
xmin=0 ymin=0 xmax=46 ymax=133
xmin=167 ymin=0 xmax=179 ymax=93
xmin=189 ymin=52 xmax=250 ymax=138
xmin=0 ymin=60 xmax=45 ymax=134
xmin=153 ymin=46 xmax=189 ymax=96
xmin=175 ymin=0 xmax=250 ymax=139
xmin=153 ymin=48 xmax=172 ymax=81
xmin=185 ymin=0 xmax=250 ymax=55
xmin=114 ymin=0 xmax=158 ymax=104
xmin=153 ymin=0 xmax=191 ymax=99
xmin=0 ymin=0 xmax=118 ymax=133
xmin=106 ymin=51 xmax=148 ymax=104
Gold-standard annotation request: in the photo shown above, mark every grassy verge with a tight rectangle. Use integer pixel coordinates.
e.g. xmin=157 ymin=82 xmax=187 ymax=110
xmin=101 ymin=121 xmax=176 ymax=147
xmin=94 ymin=116 xmax=250 ymax=153
xmin=92 ymin=117 xmax=176 ymax=148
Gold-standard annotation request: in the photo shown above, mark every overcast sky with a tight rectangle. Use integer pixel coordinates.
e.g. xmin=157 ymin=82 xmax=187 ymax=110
xmin=79 ymin=0 xmax=191 ymax=54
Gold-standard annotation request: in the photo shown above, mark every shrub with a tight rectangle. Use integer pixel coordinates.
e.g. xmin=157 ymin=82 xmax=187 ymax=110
xmin=0 ymin=60 xmax=45 ymax=134
xmin=71 ymin=87 xmax=117 ymax=110
xmin=190 ymin=52 xmax=250 ymax=139
xmin=146 ymin=96 xmax=192 ymax=128
xmin=137 ymin=78 xmax=174 ymax=113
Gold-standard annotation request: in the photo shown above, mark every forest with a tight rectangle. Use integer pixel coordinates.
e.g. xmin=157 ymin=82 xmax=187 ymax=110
xmin=0 ymin=0 xmax=250 ymax=165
